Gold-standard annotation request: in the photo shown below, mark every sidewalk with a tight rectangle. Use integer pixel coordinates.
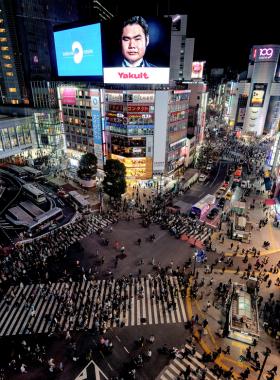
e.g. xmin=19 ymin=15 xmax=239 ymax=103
xmin=212 ymin=184 xmax=280 ymax=256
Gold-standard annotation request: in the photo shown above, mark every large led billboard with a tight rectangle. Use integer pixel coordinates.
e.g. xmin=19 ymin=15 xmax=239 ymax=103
xmin=102 ymin=16 xmax=171 ymax=84
xmin=191 ymin=62 xmax=204 ymax=79
xmin=250 ymin=83 xmax=267 ymax=108
xmin=54 ymin=24 xmax=103 ymax=76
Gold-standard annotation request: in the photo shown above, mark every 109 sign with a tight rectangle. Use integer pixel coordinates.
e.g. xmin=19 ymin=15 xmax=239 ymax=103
xmin=259 ymin=48 xmax=273 ymax=59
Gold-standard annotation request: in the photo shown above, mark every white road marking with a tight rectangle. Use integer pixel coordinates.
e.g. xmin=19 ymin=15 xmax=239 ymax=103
xmin=124 ymin=346 xmax=129 ymax=353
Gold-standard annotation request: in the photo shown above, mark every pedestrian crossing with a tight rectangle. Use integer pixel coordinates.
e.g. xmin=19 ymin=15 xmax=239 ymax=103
xmin=156 ymin=343 xmax=218 ymax=380
xmin=0 ymin=277 xmax=188 ymax=336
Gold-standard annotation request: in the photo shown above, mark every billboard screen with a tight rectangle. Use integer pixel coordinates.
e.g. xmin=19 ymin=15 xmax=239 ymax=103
xmin=102 ymin=16 xmax=171 ymax=84
xmin=54 ymin=24 xmax=103 ymax=77
xmin=250 ymin=83 xmax=267 ymax=108
xmin=191 ymin=62 xmax=204 ymax=79
xmin=237 ymin=108 xmax=246 ymax=123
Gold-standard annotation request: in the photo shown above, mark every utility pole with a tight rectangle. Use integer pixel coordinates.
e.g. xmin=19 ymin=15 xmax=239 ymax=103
xmin=257 ymin=348 xmax=271 ymax=380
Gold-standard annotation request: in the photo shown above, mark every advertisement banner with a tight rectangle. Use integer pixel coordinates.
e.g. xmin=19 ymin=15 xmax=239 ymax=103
xmin=91 ymin=91 xmax=102 ymax=164
xmin=109 ymin=104 xmax=123 ymax=112
xmin=132 ymin=94 xmax=154 ymax=103
xmin=105 ymin=122 xmax=154 ymax=129
xmin=102 ymin=16 xmax=171 ymax=84
xmin=107 ymin=93 xmax=123 ymax=102
xmin=250 ymin=83 xmax=267 ymax=108
xmin=237 ymin=108 xmax=246 ymax=123
xmin=61 ymin=88 xmax=76 ymax=105
xmin=54 ymin=24 xmax=103 ymax=77
xmin=127 ymin=106 xmax=150 ymax=112
xmin=191 ymin=62 xmax=204 ymax=79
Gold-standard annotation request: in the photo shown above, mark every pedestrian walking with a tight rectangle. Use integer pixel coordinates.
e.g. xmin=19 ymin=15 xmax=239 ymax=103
xmin=236 ymin=266 xmax=240 ymax=274
xmin=206 ymin=301 xmax=211 ymax=311
xmin=150 ymin=335 xmax=155 ymax=343
xmin=222 ymin=266 xmax=225 ymax=274
xmin=115 ymin=241 xmax=118 ymax=249
xmin=147 ymin=349 xmax=152 ymax=360
xmin=137 ymin=238 xmax=141 ymax=245
xmin=225 ymin=346 xmax=230 ymax=354
xmin=139 ymin=336 xmax=144 ymax=347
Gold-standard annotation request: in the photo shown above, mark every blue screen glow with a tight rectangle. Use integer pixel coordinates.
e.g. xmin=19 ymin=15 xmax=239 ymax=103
xmin=54 ymin=24 xmax=103 ymax=76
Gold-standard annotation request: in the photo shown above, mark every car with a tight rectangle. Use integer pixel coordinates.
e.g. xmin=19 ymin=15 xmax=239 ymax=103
xmin=39 ymin=177 xmax=49 ymax=185
xmin=204 ymin=170 xmax=209 ymax=175
xmin=225 ymin=192 xmax=233 ymax=200
xmin=229 ymin=165 xmax=235 ymax=172
xmin=216 ymin=190 xmax=224 ymax=198
xmin=241 ymin=181 xmax=247 ymax=188
xmin=224 ymin=175 xmax=230 ymax=183
xmin=199 ymin=174 xmax=207 ymax=182
xmin=51 ymin=183 xmax=63 ymax=192
xmin=57 ymin=190 xmax=68 ymax=198
xmin=34 ymin=162 xmax=43 ymax=170
xmin=239 ymin=158 xmax=244 ymax=164
xmin=208 ymin=159 xmax=213 ymax=164
xmin=222 ymin=183 xmax=229 ymax=189
xmin=207 ymin=208 xmax=219 ymax=219
xmin=218 ymin=197 xmax=226 ymax=207
xmin=237 ymin=165 xmax=242 ymax=170
xmin=206 ymin=165 xmax=212 ymax=171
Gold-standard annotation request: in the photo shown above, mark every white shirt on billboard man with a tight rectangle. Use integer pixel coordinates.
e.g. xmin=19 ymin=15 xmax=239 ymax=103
xmin=121 ymin=16 xmax=156 ymax=68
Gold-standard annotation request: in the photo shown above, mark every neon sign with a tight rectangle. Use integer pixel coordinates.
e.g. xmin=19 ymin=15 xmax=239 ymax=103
xmin=259 ymin=48 xmax=273 ymax=59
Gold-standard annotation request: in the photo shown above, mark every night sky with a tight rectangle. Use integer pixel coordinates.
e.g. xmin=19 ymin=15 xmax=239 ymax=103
xmin=106 ymin=0 xmax=280 ymax=72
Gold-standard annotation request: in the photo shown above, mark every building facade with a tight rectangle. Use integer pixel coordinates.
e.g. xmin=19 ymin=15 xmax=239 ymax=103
xmin=0 ymin=115 xmax=37 ymax=160
xmin=0 ymin=0 xmax=79 ymax=105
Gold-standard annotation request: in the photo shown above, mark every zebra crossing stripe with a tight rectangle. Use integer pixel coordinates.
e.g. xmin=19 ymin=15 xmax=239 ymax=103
xmin=130 ymin=280 xmax=135 ymax=326
xmin=38 ymin=283 xmax=56 ymax=334
xmin=145 ymin=279 xmax=153 ymax=325
xmin=13 ymin=285 xmax=36 ymax=336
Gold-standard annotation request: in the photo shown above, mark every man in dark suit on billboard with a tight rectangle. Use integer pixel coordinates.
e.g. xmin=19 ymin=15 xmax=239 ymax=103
xmin=121 ymin=16 xmax=156 ymax=68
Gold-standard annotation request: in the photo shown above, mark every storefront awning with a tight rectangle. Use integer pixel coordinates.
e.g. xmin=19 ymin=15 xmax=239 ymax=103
xmin=265 ymin=199 xmax=275 ymax=206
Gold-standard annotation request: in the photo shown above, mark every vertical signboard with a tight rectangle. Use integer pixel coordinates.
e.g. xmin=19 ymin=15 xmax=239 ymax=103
xmin=91 ymin=89 xmax=103 ymax=169
xmin=153 ymin=91 xmax=168 ymax=173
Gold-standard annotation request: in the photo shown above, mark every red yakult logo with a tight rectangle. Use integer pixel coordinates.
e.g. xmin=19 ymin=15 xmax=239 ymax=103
xmin=118 ymin=72 xmax=149 ymax=79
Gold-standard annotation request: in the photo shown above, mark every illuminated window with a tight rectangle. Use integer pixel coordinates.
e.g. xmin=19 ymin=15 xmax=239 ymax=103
xmin=0 ymin=19 xmax=3 ymax=23
xmin=1 ymin=46 xmax=8 ymax=51
xmin=3 ymin=55 xmax=10 ymax=59
xmin=0 ymin=29 xmax=5 ymax=33
xmin=23 ymin=100 xmax=29 ymax=104
xmin=44 ymin=43 xmax=46 ymax=47
xmin=4 ymin=64 xmax=11 ymax=68
xmin=11 ymin=100 xmax=18 ymax=104
xmin=42 ymin=66 xmax=46 ymax=70
xmin=6 ymin=72 xmax=13 ymax=76
xmin=9 ymin=88 xmax=16 ymax=92
xmin=0 ymin=37 xmax=6 ymax=42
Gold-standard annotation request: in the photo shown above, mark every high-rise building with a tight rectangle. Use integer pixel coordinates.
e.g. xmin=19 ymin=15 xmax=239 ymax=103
xmin=0 ymin=0 xmax=79 ymax=105
xmin=167 ymin=14 xmax=194 ymax=81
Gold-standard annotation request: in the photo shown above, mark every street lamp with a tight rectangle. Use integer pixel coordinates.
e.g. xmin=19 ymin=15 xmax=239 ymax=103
xmin=193 ymin=250 xmax=198 ymax=276
xmin=257 ymin=347 xmax=271 ymax=380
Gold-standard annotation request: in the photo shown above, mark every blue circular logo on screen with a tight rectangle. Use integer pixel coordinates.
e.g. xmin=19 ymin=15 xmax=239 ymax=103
xmin=93 ymin=98 xmax=98 ymax=105
xmin=74 ymin=48 xmax=80 ymax=55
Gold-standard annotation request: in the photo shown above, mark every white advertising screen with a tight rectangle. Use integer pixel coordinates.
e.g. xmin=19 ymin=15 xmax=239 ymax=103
xmin=104 ymin=67 xmax=170 ymax=84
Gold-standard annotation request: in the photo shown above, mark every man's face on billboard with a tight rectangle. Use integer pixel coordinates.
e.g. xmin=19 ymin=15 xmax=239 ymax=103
xmin=121 ymin=23 xmax=149 ymax=65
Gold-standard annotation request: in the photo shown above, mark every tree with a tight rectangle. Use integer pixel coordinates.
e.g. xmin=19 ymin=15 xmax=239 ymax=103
xmin=77 ymin=152 xmax=97 ymax=180
xmin=103 ymin=159 xmax=127 ymax=199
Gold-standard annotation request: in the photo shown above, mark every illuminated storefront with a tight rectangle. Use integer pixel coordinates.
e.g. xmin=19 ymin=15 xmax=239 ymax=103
xmin=105 ymin=90 xmax=154 ymax=184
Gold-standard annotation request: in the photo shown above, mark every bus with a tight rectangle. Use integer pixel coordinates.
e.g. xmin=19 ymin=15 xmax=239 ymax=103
xmin=22 ymin=183 xmax=46 ymax=203
xmin=190 ymin=194 xmax=216 ymax=219
xmin=22 ymin=166 xmax=44 ymax=180
xmin=233 ymin=169 xmax=242 ymax=183
xmin=8 ymin=165 xmax=28 ymax=179
xmin=68 ymin=190 xmax=91 ymax=213
xmin=24 ymin=207 xmax=63 ymax=237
